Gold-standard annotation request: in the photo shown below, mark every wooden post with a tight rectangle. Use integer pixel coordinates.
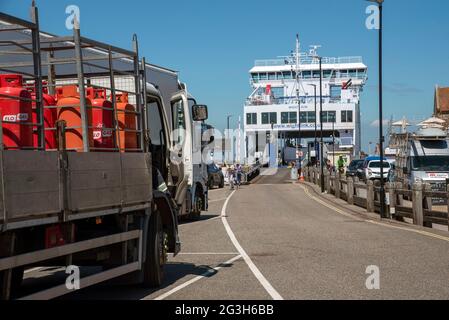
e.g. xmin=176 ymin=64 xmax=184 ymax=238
xmin=423 ymin=183 xmax=432 ymax=228
xmin=347 ymin=177 xmax=354 ymax=205
xmin=335 ymin=175 xmax=341 ymax=200
xmin=367 ymin=180 xmax=374 ymax=213
xmin=388 ymin=182 xmax=396 ymax=218
xmin=447 ymin=184 xmax=449 ymax=231
xmin=412 ymin=182 xmax=424 ymax=226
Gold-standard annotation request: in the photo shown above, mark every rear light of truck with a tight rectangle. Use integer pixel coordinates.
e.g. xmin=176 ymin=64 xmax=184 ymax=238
xmin=45 ymin=225 xmax=65 ymax=249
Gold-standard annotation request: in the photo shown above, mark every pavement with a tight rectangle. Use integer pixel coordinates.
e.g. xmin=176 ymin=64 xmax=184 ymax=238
xmin=22 ymin=168 xmax=449 ymax=300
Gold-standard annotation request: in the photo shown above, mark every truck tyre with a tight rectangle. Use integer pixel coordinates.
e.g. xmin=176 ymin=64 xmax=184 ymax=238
xmin=0 ymin=267 xmax=24 ymax=300
xmin=208 ymin=177 xmax=214 ymax=189
xmin=142 ymin=211 xmax=167 ymax=288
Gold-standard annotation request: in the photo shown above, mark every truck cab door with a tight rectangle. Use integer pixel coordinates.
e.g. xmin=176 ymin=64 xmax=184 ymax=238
xmin=170 ymin=92 xmax=192 ymax=211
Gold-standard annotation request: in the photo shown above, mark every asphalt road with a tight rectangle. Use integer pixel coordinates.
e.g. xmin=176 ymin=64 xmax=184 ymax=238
xmin=23 ymin=168 xmax=449 ymax=300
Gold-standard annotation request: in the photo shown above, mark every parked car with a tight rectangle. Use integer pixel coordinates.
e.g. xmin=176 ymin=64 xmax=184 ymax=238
xmin=207 ymin=163 xmax=224 ymax=189
xmin=346 ymin=160 xmax=365 ymax=179
xmin=362 ymin=157 xmax=391 ymax=182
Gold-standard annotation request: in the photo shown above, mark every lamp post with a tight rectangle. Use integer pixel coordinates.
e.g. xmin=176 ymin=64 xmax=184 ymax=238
xmin=295 ymin=34 xmax=302 ymax=173
xmin=368 ymin=0 xmax=386 ymax=218
xmin=308 ymin=84 xmax=318 ymax=164
xmin=226 ymin=115 xmax=233 ymax=164
xmin=332 ymin=120 xmax=335 ymax=170
xmin=318 ymin=56 xmax=324 ymax=193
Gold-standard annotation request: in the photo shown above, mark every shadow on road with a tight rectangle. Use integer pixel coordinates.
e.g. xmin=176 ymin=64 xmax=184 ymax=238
xmin=56 ymin=261 xmax=222 ymax=300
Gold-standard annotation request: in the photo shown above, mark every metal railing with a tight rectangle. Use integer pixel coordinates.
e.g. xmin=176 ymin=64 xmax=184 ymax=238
xmin=0 ymin=10 xmax=146 ymax=153
xmin=254 ymin=56 xmax=363 ymax=67
xmin=245 ymin=95 xmax=358 ymax=106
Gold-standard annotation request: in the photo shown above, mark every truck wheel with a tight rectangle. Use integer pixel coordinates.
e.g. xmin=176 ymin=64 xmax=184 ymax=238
xmin=208 ymin=177 xmax=214 ymax=189
xmin=142 ymin=211 xmax=167 ymax=288
xmin=0 ymin=267 xmax=24 ymax=300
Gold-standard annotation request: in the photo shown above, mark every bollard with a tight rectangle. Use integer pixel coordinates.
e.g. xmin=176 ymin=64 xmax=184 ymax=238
xmin=347 ymin=177 xmax=354 ymax=205
xmin=326 ymin=172 xmax=332 ymax=194
xmin=423 ymin=183 xmax=432 ymax=228
xmin=412 ymin=182 xmax=424 ymax=226
xmin=367 ymin=180 xmax=374 ymax=213
xmin=388 ymin=182 xmax=396 ymax=218
xmin=335 ymin=175 xmax=341 ymax=200
xmin=447 ymin=184 xmax=449 ymax=231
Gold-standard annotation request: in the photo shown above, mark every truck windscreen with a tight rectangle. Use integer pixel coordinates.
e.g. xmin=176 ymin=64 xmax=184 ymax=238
xmin=412 ymin=156 xmax=449 ymax=172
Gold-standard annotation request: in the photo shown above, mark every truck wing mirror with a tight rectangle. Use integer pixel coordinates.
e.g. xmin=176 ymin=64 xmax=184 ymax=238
xmin=192 ymin=104 xmax=208 ymax=121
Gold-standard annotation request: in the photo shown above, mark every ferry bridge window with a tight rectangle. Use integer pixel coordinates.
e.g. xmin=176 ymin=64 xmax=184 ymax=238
xmin=246 ymin=113 xmax=257 ymax=125
xmin=302 ymin=71 xmax=312 ymax=79
xmin=262 ymin=112 xmax=277 ymax=125
xmin=349 ymin=69 xmax=357 ymax=78
xmin=313 ymin=70 xmax=321 ymax=78
xmin=251 ymin=73 xmax=259 ymax=82
xmin=268 ymin=73 xmax=276 ymax=80
xmin=282 ymin=71 xmax=293 ymax=79
xmin=323 ymin=70 xmax=332 ymax=78
xmin=259 ymin=73 xmax=268 ymax=80
xmin=358 ymin=69 xmax=367 ymax=78
xmin=321 ymin=111 xmax=336 ymax=123
xmin=282 ymin=112 xmax=297 ymax=124
xmin=308 ymin=111 xmax=316 ymax=123
xmin=339 ymin=70 xmax=349 ymax=77
xmin=341 ymin=110 xmax=353 ymax=123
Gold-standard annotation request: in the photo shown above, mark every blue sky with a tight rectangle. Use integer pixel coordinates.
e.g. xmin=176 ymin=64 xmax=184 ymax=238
xmin=2 ymin=0 xmax=449 ymax=151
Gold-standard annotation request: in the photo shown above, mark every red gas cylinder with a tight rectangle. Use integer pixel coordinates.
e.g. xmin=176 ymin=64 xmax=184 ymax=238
xmin=87 ymin=88 xmax=114 ymax=151
xmin=0 ymin=74 xmax=33 ymax=149
xmin=116 ymin=93 xmax=137 ymax=152
xmin=56 ymin=85 xmax=94 ymax=151
xmin=30 ymin=85 xmax=57 ymax=150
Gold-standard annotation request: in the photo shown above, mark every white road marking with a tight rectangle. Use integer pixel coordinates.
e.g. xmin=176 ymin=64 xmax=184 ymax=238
xmin=220 ymin=191 xmax=284 ymax=300
xmin=169 ymin=252 xmax=239 ymax=256
xmin=24 ymin=267 xmax=46 ymax=274
xmin=209 ymin=198 xmax=229 ymax=203
xmin=152 ymin=255 xmax=242 ymax=300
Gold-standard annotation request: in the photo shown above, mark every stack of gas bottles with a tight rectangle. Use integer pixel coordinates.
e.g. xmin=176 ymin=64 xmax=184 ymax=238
xmin=0 ymin=74 xmax=138 ymax=152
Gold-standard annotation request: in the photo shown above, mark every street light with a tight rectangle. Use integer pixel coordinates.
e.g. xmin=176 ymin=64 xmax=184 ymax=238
xmin=226 ymin=115 xmax=233 ymax=164
xmin=309 ymin=54 xmax=324 ymax=192
xmin=332 ymin=120 xmax=335 ymax=170
xmin=308 ymin=84 xmax=318 ymax=164
xmin=368 ymin=0 xmax=386 ymax=218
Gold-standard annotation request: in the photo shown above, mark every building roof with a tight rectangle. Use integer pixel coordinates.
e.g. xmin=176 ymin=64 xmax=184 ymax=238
xmin=435 ymin=86 xmax=449 ymax=115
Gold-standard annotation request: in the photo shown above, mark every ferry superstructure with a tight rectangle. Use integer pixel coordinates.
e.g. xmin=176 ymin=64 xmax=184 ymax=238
xmin=244 ymin=36 xmax=368 ymax=161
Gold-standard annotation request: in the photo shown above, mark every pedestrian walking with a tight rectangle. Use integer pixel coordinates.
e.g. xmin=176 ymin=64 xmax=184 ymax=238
xmin=235 ymin=163 xmax=243 ymax=189
xmin=227 ymin=165 xmax=236 ymax=190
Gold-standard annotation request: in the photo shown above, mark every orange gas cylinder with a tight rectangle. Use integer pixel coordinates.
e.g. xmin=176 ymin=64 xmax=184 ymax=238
xmin=31 ymin=85 xmax=57 ymax=150
xmin=56 ymin=85 xmax=94 ymax=151
xmin=116 ymin=93 xmax=137 ymax=152
xmin=87 ymin=88 xmax=114 ymax=151
xmin=0 ymin=74 xmax=33 ymax=149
